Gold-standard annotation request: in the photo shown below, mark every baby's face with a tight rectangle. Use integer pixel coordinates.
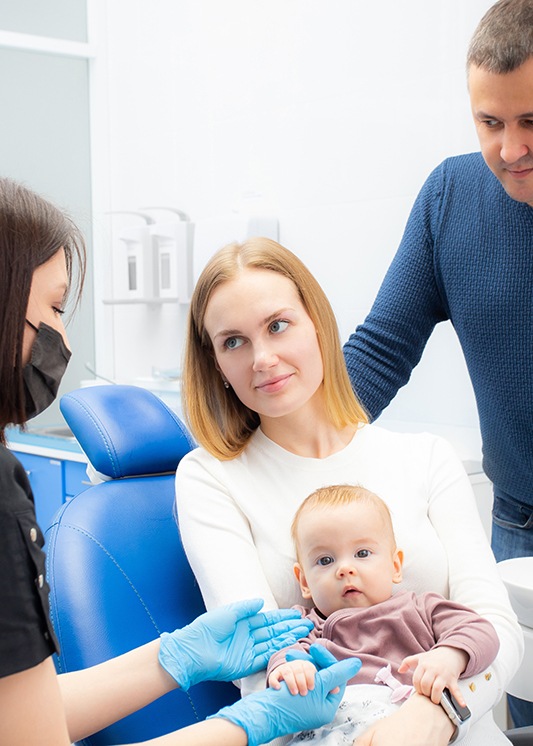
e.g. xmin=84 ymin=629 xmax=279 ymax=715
xmin=294 ymin=502 xmax=403 ymax=617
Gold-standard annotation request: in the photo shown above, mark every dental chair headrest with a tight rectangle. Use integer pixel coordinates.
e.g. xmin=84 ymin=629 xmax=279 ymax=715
xmin=60 ymin=385 xmax=195 ymax=479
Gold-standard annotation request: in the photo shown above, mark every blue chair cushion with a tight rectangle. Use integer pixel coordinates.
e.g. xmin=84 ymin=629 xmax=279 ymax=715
xmin=46 ymin=476 xmax=239 ymax=745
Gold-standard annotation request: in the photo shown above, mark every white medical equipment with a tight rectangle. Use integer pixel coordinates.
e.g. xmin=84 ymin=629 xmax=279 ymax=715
xmin=498 ymin=557 xmax=533 ymax=706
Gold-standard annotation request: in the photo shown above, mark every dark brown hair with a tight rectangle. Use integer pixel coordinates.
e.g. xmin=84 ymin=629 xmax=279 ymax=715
xmin=0 ymin=178 xmax=86 ymax=440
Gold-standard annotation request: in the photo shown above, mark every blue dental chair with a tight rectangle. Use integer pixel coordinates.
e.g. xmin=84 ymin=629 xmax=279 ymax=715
xmin=45 ymin=385 xmax=239 ymax=745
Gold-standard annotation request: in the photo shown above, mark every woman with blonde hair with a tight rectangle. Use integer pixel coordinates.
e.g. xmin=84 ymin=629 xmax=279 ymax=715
xmin=176 ymin=237 xmax=522 ymax=746
xmin=183 ymin=237 xmax=366 ymax=460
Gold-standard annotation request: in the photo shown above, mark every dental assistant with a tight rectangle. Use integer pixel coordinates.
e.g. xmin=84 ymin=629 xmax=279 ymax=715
xmin=0 ymin=177 xmax=360 ymax=746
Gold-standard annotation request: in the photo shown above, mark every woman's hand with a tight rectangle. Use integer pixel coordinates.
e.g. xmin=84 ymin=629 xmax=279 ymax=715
xmin=398 ymin=646 xmax=468 ymax=705
xmin=354 ymin=692 xmax=455 ymax=746
xmin=158 ymin=598 xmax=313 ymax=690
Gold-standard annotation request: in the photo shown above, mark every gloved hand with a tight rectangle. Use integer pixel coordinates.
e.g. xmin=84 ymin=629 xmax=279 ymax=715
xmin=158 ymin=598 xmax=313 ymax=690
xmin=286 ymin=643 xmax=340 ymax=668
xmin=286 ymin=644 xmax=356 ymax=693
xmin=210 ymin=644 xmax=362 ymax=746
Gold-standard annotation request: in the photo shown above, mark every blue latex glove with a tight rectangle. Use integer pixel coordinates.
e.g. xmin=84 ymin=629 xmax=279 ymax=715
xmin=285 ymin=644 xmax=361 ymax=693
xmin=286 ymin=644 xmax=340 ymax=668
xmin=210 ymin=644 xmax=362 ymax=746
xmin=158 ymin=598 xmax=313 ymax=690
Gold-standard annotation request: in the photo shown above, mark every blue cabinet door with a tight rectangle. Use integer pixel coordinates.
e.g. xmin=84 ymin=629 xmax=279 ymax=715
xmin=63 ymin=460 xmax=91 ymax=499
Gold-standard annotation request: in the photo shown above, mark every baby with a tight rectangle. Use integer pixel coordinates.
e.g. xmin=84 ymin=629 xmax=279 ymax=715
xmin=267 ymin=485 xmax=500 ymax=743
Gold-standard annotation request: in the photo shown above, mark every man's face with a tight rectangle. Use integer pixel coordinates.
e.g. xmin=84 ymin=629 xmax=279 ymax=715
xmin=469 ymin=56 xmax=533 ymax=207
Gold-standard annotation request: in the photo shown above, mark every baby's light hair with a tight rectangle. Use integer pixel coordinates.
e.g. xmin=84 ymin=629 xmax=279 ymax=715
xmin=291 ymin=484 xmax=397 ymax=561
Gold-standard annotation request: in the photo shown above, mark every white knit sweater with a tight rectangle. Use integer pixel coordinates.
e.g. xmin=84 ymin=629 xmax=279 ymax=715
xmin=176 ymin=424 xmax=523 ymax=744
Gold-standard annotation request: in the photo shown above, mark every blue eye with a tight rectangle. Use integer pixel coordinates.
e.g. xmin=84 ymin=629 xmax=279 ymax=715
xmin=317 ymin=556 xmax=334 ymax=566
xmin=224 ymin=336 xmax=243 ymax=350
xmin=269 ymin=320 xmax=289 ymax=334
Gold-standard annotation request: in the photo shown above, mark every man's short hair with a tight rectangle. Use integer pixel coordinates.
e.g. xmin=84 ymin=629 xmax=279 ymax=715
xmin=468 ymin=0 xmax=533 ymax=73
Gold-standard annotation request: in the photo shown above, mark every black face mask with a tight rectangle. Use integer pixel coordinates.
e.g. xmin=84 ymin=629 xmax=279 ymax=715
xmin=23 ymin=320 xmax=72 ymax=420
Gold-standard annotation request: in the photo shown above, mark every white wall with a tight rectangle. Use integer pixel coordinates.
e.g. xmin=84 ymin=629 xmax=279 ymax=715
xmin=91 ymin=0 xmax=494 ymax=444
xmin=0 ymin=4 xmax=94 ymax=429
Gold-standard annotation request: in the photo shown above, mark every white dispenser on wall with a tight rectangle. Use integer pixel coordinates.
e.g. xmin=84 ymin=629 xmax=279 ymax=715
xmin=144 ymin=208 xmax=194 ymax=303
xmin=107 ymin=211 xmax=156 ymax=302
xmin=105 ymin=209 xmax=193 ymax=305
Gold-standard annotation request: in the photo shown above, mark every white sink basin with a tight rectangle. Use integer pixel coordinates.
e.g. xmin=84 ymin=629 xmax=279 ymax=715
xmin=498 ymin=557 xmax=533 ymax=629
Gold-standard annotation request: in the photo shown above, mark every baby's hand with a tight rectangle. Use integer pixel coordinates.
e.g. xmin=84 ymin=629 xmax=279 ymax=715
xmin=268 ymin=659 xmax=318 ymax=696
xmin=398 ymin=646 xmax=468 ymax=705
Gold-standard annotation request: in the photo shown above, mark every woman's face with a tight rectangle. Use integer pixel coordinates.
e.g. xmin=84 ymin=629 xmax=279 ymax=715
xmin=22 ymin=248 xmax=70 ymax=365
xmin=204 ymin=268 xmax=324 ymax=423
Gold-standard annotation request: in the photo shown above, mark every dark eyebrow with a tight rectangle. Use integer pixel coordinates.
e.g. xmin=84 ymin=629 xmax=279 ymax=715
xmin=474 ymin=110 xmax=499 ymax=119
xmin=475 ymin=109 xmax=533 ymax=120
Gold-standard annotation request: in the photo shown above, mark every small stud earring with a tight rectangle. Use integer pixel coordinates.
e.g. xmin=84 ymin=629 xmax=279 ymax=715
xmin=223 ymin=380 xmax=230 ymax=389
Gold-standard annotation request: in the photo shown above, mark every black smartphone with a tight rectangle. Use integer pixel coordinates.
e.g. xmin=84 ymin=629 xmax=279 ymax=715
xmin=441 ymin=687 xmax=472 ymax=725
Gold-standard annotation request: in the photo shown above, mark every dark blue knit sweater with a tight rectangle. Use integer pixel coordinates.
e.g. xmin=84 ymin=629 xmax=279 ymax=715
xmin=344 ymin=152 xmax=533 ymax=504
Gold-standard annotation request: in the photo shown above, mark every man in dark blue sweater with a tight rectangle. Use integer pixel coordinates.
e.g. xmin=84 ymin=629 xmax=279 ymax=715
xmin=343 ymin=0 xmax=533 ymax=728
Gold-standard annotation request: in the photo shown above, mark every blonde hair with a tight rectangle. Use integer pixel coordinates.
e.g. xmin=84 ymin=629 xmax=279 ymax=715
xmin=183 ymin=238 xmax=368 ymax=460
xmin=291 ymin=484 xmax=396 ymax=560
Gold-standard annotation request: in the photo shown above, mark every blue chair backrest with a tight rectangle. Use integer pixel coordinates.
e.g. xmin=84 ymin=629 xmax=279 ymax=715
xmin=45 ymin=385 xmax=238 ymax=745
